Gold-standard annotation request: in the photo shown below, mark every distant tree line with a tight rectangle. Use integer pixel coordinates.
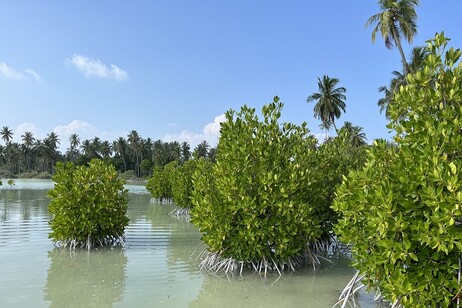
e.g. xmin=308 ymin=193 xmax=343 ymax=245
xmin=0 ymin=126 xmax=216 ymax=178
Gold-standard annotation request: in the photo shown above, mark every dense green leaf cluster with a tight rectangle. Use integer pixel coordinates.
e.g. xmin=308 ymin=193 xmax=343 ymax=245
xmin=170 ymin=159 xmax=197 ymax=209
xmin=191 ymin=97 xmax=326 ymax=265
xmin=333 ymin=33 xmax=462 ymax=307
xmin=312 ymin=133 xmax=367 ymax=240
xmin=146 ymin=161 xmax=177 ymax=202
xmin=48 ymin=159 xmax=129 ymax=249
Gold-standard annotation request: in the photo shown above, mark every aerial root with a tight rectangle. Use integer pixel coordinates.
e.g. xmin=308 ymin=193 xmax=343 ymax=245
xmin=52 ymin=234 xmax=126 ymax=251
xmin=196 ymin=249 xmax=313 ymax=276
xmin=168 ymin=208 xmax=190 ymax=221
xmin=334 ymin=270 xmax=365 ymax=308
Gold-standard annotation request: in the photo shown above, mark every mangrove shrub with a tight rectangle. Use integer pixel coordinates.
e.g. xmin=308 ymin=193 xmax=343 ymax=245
xmin=333 ymin=33 xmax=462 ymax=307
xmin=146 ymin=161 xmax=177 ymax=203
xmin=191 ymin=97 xmax=326 ymax=273
xmin=48 ymin=159 xmax=129 ymax=250
xmin=171 ymin=159 xmax=197 ymax=209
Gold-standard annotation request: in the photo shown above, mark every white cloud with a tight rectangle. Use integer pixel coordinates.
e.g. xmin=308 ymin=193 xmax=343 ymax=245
xmin=12 ymin=123 xmax=39 ymax=143
xmin=66 ymin=54 xmax=128 ymax=81
xmin=53 ymin=120 xmax=128 ymax=152
xmin=0 ymin=62 xmax=41 ymax=81
xmin=313 ymin=132 xmax=329 ymax=142
xmin=163 ymin=114 xmax=226 ymax=148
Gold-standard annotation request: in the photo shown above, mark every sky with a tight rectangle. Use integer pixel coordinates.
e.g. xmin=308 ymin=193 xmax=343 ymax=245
xmin=0 ymin=1 xmax=461 ymax=152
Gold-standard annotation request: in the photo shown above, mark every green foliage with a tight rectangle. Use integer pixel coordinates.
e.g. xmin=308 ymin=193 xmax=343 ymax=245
xmin=118 ymin=170 xmax=137 ymax=181
xmin=312 ymin=133 xmax=367 ymax=239
xmin=146 ymin=161 xmax=177 ymax=202
xmin=333 ymin=33 xmax=462 ymax=307
xmin=191 ymin=97 xmax=326 ymax=265
xmin=171 ymin=159 xmax=197 ymax=209
xmin=48 ymin=159 xmax=129 ymax=249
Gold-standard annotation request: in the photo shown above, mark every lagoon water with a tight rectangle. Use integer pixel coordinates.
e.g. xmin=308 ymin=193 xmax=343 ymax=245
xmin=0 ymin=179 xmax=375 ymax=307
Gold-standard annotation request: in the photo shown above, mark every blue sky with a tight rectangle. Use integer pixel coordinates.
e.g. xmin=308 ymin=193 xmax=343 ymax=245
xmin=0 ymin=1 xmax=461 ymax=152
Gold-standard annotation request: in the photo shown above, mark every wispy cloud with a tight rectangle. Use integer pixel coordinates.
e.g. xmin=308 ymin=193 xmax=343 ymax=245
xmin=24 ymin=69 xmax=42 ymax=81
xmin=65 ymin=54 xmax=128 ymax=81
xmin=163 ymin=114 xmax=226 ymax=148
xmin=0 ymin=62 xmax=41 ymax=81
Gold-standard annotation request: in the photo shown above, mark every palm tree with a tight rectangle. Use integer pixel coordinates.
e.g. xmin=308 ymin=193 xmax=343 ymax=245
xmin=100 ymin=140 xmax=112 ymax=159
xmin=181 ymin=142 xmax=191 ymax=163
xmin=366 ymin=0 xmax=419 ymax=75
xmin=46 ymin=132 xmax=60 ymax=149
xmin=21 ymin=131 xmax=35 ymax=171
xmin=113 ymin=137 xmax=128 ymax=172
xmin=80 ymin=139 xmax=92 ymax=158
xmin=167 ymin=141 xmax=181 ymax=163
xmin=340 ymin=121 xmax=367 ymax=147
xmin=1 ymin=126 xmax=13 ymax=144
xmin=40 ymin=133 xmax=61 ymax=173
xmin=152 ymin=140 xmax=167 ymax=167
xmin=307 ymin=75 xmax=346 ymax=133
xmin=378 ymin=46 xmax=428 ymax=117
xmin=91 ymin=137 xmax=102 ymax=158
xmin=128 ymin=130 xmax=142 ymax=177
xmin=66 ymin=133 xmax=81 ymax=162
xmin=69 ymin=133 xmax=80 ymax=150
xmin=193 ymin=141 xmax=210 ymax=159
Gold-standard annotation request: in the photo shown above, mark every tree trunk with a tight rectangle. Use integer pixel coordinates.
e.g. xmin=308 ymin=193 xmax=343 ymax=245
xmin=392 ymin=26 xmax=410 ymax=76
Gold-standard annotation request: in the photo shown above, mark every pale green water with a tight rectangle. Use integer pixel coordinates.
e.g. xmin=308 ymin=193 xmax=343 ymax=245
xmin=0 ymin=179 xmax=375 ymax=307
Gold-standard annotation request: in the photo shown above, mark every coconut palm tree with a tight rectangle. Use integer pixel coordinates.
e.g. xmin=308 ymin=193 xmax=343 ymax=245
xmin=46 ymin=132 xmax=60 ymax=149
xmin=152 ymin=140 xmax=167 ymax=167
xmin=128 ymin=130 xmax=142 ymax=177
xmin=113 ymin=137 xmax=128 ymax=172
xmin=181 ymin=142 xmax=191 ymax=163
xmin=1 ymin=126 xmax=13 ymax=144
xmin=41 ymin=133 xmax=61 ymax=173
xmin=366 ymin=0 xmax=419 ymax=75
xmin=100 ymin=140 xmax=112 ymax=159
xmin=340 ymin=121 xmax=367 ymax=147
xmin=66 ymin=134 xmax=81 ymax=162
xmin=21 ymin=131 xmax=35 ymax=171
xmin=378 ymin=46 xmax=428 ymax=117
xmin=193 ymin=141 xmax=210 ymax=159
xmin=307 ymin=75 xmax=346 ymax=133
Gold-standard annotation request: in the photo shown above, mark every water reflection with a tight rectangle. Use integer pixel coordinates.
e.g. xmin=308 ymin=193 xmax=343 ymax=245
xmin=0 ymin=180 xmax=376 ymax=307
xmin=190 ymin=260 xmax=353 ymax=308
xmin=44 ymin=249 xmax=127 ymax=308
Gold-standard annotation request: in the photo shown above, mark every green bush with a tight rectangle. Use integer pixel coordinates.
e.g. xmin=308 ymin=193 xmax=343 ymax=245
xmin=171 ymin=159 xmax=197 ymax=209
xmin=333 ymin=33 xmax=462 ymax=307
xmin=191 ymin=97 xmax=327 ymax=272
xmin=146 ymin=161 xmax=177 ymax=203
xmin=48 ymin=159 xmax=129 ymax=250
xmin=118 ymin=170 xmax=137 ymax=181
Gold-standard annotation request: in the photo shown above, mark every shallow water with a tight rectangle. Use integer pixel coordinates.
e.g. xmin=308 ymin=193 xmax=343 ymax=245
xmin=0 ymin=179 xmax=375 ymax=307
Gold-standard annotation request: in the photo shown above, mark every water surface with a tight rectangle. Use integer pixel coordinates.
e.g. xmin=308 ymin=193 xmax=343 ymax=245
xmin=0 ymin=179 xmax=374 ymax=307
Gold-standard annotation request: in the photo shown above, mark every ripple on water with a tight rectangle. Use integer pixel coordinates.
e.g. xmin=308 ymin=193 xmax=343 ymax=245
xmin=0 ymin=180 xmax=375 ymax=308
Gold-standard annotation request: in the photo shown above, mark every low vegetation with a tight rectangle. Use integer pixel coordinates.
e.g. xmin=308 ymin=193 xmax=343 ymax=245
xmin=190 ymin=97 xmax=366 ymax=275
xmin=48 ymin=159 xmax=129 ymax=250
xmin=334 ymin=33 xmax=462 ymax=307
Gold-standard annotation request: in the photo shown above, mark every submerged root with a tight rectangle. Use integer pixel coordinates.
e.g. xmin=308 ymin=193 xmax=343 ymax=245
xmin=196 ymin=248 xmax=317 ymax=277
xmin=334 ymin=270 xmax=365 ymax=308
xmin=168 ymin=207 xmax=190 ymax=221
xmin=335 ymin=272 xmax=404 ymax=308
xmin=149 ymin=198 xmax=173 ymax=204
xmin=52 ymin=234 xmax=126 ymax=251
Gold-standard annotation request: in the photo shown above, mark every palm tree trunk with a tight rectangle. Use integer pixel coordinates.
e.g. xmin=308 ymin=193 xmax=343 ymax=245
xmin=392 ymin=26 xmax=410 ymax=75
